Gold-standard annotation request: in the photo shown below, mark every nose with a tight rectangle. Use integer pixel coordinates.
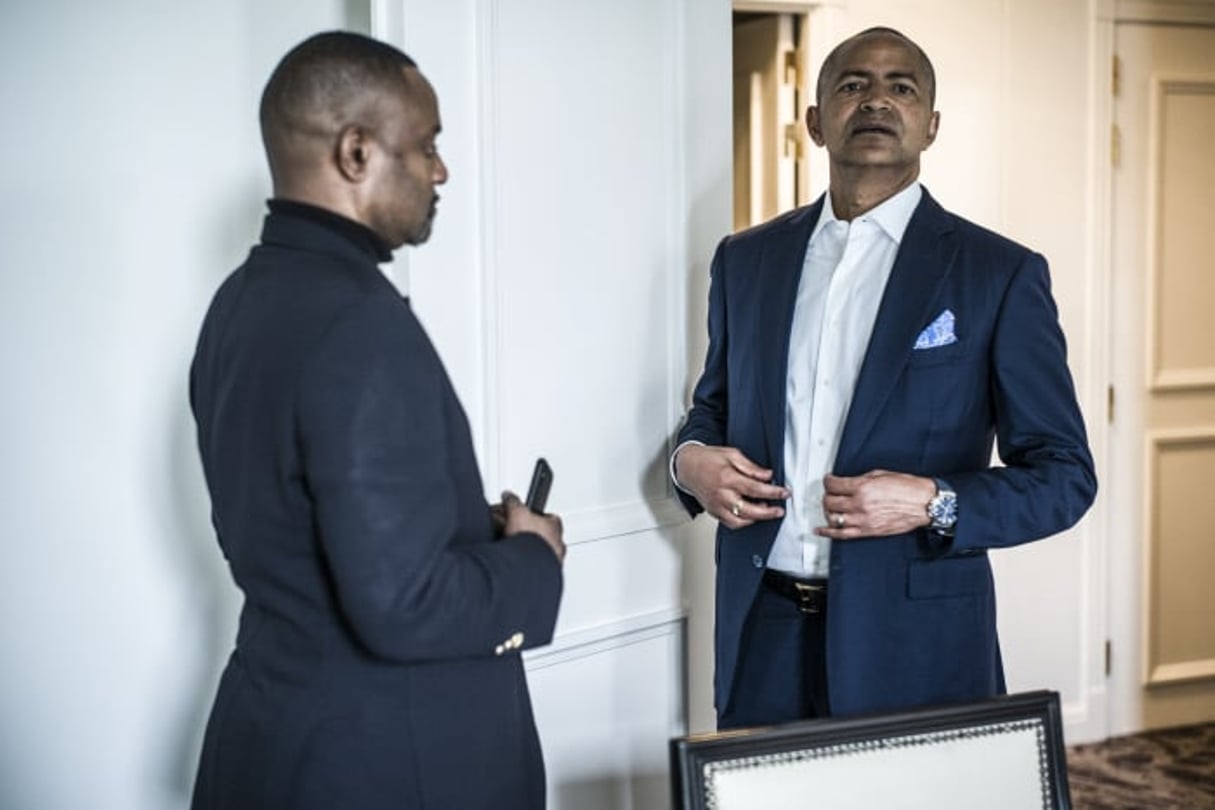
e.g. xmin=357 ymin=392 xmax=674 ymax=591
xmin=859 ymin=93 xmax=891 ymax=112
xmin=433 ymin=153 xmax=449 ymax=185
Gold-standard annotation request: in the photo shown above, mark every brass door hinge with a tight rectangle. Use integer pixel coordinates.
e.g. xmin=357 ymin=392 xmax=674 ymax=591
xmin=1112 ymin=124 xmax=1121 ymax=167
xmin=784 ymin=122 xmax=803 ymax=159
xmin=1112 ymin=55 xmax=1121 ymax=97
xmin=1108 ymin=384 xmax=1115 ymax=423
xmin=1105 ymin=639 xmax=1112 ymax=677
xmin=783 ymin=50 xmax=801 ymax=87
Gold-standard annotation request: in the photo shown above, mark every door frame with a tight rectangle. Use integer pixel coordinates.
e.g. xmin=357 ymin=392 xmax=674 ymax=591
xmin=1092 ymin=0 xmax=1215 ymax=738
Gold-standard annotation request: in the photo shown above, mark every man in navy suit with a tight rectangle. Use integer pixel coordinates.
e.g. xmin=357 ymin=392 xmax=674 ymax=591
xmin=189 ymin=32 xmax=564 ymax=808
xmin=674 ymin=27 xmax=1096 ymax=728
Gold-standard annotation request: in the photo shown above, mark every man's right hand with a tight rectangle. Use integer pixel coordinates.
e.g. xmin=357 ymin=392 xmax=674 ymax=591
xmin=500 ymin=492 xmax=565 ymax=562
xmin=674 ymin=444 xmax=789 ymax=529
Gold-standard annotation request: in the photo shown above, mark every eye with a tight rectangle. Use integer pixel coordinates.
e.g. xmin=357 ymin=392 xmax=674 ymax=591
xmin=893 ymin=83 xmax=916 ymax=96
xmin=838 ymin=81 xmax=863 ymax=93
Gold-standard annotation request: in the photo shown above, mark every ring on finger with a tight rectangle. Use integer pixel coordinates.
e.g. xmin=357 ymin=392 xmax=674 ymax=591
xmin=833 ymin=513 xmax=845 ymax=529
xmin=731 ymin=500 xmax=743 ymax=518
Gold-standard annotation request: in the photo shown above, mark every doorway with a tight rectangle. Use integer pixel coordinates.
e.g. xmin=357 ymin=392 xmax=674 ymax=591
xmin=732 ymin=9 xmax=812 ymax=231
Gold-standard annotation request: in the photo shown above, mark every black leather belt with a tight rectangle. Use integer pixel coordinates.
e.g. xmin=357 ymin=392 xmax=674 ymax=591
xmin=763 ymin=569 xmax=828 ymax=615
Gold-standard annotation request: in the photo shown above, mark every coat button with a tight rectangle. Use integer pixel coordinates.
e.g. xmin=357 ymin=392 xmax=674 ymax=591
xmin=494 ymin=644 xmax=505 ymax=656
xmin=511 ymin=632 xmax=525 ymax=648
xmin=752 ymin=555 xmax=764 ymax=569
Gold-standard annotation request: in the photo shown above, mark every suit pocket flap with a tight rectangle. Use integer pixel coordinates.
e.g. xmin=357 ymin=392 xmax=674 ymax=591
xmin=907 ymin=555 xmax=989 ymax=599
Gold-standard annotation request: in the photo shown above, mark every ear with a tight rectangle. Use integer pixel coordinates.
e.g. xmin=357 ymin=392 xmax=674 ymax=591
xmin=335 ymin=125 xmax=373 ymax=182
xmin=805 ymin=106 xmax=825 ymax=147
xmin=923 ymin=111 xmax=941 ymax=149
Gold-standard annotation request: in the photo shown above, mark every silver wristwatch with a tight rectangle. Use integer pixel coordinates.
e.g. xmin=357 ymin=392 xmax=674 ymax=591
xmin=927 ymin=478 xmax=958 ymax=535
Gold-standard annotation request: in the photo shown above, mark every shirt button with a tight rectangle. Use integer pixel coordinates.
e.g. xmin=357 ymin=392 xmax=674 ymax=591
xmin=751 ymin=555 xmax=764 ymax=569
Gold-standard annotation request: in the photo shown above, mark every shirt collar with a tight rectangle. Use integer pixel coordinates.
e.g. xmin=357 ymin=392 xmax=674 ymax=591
xmin=810 ymin=181 xmax=923 ymax=245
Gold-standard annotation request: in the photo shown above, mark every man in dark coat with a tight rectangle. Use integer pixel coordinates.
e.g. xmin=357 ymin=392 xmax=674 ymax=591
xmin=189 ymin=31 xmax=564 ymax=809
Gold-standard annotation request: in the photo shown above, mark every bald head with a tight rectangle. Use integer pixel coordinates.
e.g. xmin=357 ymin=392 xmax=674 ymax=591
xmin=816 ymin=27 xmax=936 ymax=107
xmin=257 ymin=31 xmax=448 ymax=249
xmin=259 ymin=31 xmax=418 ymax=191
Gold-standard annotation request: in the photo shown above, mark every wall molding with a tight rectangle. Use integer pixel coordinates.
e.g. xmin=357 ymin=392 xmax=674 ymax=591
xmin=1143 ymin=427 xmax=1215 ymax=685
xmin=525 ymin=608 xmax=686 ymax=670
xmin=1146 ymin=77 xmax=1215 ymax=393
xmin=563 ymin=497 xmax=690 ymax=545
xmin=1149 ymin=659 xmax=1215 ymax=685
xmin=1152 ymin=369 xmax=1215 ymax=392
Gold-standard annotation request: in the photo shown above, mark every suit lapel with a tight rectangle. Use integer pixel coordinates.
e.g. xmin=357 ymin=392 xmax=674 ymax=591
xmin=757 ymin=199 xmax=823 ymax=472
xmin=835 ymin=190 xmax=958 ymax=471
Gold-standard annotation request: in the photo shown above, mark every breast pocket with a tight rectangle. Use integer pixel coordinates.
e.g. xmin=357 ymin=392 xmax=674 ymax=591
xmin=906 ymin=339 xmax=971 ymax=369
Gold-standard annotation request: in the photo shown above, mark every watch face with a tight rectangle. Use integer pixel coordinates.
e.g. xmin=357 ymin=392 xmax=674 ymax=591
xmin=929 ymin=491 xmax=957 ymax=527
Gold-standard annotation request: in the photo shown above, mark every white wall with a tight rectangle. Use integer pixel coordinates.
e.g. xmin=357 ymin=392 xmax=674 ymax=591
xmin=1 ymin=1 xmax=1111 ymax=808
xmin=0 ymin=2 xmax=357 ymax=808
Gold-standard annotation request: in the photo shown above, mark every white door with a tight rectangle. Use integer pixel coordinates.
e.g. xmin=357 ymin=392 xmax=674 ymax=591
xmin=1111 ymin=22 xmax=1215 ymax=732
xmin=396 ymin=1 xmax=731 ymax=807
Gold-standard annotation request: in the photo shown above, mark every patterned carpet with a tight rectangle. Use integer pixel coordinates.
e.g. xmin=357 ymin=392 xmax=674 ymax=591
xmin=1067 ymin=721 xmax=1215 ymax=809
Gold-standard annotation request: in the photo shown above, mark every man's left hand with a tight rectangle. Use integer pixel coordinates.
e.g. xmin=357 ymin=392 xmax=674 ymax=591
xmin=815 ymin=470 xmax=936 ymax=539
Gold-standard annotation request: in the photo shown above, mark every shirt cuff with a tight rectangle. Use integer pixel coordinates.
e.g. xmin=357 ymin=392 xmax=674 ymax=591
xmin=669 ymin=440 xmax=705 ymax=495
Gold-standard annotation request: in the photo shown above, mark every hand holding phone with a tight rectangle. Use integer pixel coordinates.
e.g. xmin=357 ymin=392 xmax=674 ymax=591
xmin=525 ymin=458 xmax=553 ymax=513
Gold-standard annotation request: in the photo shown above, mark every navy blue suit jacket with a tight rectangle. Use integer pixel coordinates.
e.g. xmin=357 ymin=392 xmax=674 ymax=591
xmin=677 ymin=188 xmax=1096 ymax=719
xmin=190 ymin=208 xmax=562 ymax=809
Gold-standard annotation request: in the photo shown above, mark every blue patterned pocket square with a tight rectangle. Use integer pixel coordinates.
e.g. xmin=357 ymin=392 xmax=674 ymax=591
xmin=913 ymin=309 xmax=957 ymax=350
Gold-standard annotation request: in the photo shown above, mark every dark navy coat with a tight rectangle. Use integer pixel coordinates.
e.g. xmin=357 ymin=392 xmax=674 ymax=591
xmin=190 ymin=207 xmax=562 ymax=809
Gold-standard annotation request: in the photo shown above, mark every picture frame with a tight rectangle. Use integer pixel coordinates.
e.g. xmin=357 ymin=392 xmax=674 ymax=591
xmin=670 ymin=690 xmax=1071 ymax=810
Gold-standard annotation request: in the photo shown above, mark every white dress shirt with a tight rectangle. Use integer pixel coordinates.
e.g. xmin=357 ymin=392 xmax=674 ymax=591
xmin=767 ymin=182 xmax=922 ymax=577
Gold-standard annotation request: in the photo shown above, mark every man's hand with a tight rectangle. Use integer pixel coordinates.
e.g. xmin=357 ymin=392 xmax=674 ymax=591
xmin=815 ymin=470 xmax=935 ymax=539
xmin=675 ymin=444 xmax=790 ymax=529
xmin=499 ymin=491 xmax=565 ymax=562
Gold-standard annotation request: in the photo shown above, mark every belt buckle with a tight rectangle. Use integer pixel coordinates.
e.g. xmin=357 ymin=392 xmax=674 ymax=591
xmin=792 ymin=581 xmax=824 ymax=614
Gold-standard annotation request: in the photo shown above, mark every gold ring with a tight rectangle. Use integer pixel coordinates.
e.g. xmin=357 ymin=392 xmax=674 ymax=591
xmin=731 ymin=501 xmax=743 ymax=518
xmin=833 ymin=513 xmax=845 ymax=528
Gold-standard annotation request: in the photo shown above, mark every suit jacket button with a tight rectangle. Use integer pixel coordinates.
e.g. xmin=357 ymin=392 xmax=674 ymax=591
xmin=494 ymin=644 xmax=505 ymax=656
xmin=511 ymin=632 xmax=524 ymax=648
xmin=752 ymin=555 xmax=764 ymax=569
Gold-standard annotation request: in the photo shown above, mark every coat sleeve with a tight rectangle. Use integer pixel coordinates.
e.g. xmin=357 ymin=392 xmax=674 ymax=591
xmin=947 ymin=252 xmax=1097 ymax=552
xmin=674 ymin=238 xmax=732 ymax=517
xmin=296 ymin=295 xmax=562 ymax=663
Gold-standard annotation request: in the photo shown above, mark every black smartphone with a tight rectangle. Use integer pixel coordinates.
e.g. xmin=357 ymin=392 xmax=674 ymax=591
xmin=525 ymin=458 xmax=553 ymax=513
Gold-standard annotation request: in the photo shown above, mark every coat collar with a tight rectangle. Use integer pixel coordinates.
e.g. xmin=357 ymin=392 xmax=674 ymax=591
xmin=260 ymin=202 xmax=392 ymax=268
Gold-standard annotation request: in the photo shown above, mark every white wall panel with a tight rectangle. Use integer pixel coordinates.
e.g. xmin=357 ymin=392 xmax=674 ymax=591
xmin=483 ymin=0 xmax=687 ymax=531
xmin=526 ymin=615 xmax=686 ymax=810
